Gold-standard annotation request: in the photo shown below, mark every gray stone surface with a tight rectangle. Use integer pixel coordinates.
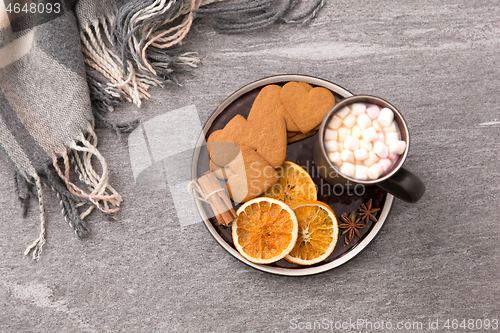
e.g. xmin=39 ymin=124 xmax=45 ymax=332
xmin=1 ymin=1 xmax=500 ymax=332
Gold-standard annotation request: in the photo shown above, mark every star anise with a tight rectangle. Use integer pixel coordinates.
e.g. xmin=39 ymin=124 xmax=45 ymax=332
xmin=359 ymin=199 xmax=380 ymax=224
xmin=339 ymin=212 xmax=365 ymax=245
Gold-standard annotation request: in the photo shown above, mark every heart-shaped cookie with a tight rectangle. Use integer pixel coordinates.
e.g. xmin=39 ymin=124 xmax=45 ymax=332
xmin=286 ymin=123 xmax=321 ymax=143
xmin=281 ymin=81 xmax=336 ymax=134
xmin=208 ymin=115 xmax=247 ymax=166
xmin=233 ymin=115 xmax=287 ymax=168
xmin=210 ymin=142 xmax=241 ymax=169
xmin=276 ymin=105 xmax=301 ymax=132
xmin=206 ymin=129 xmax=221 ymax=152
xmin=225 ymin=146 xmax=279 ymax=203
xmin=247 ymin=85 xmax=282 ymax=121
xmin=287 ymin=131 xmax=314 ymax=144
xmin=248 ymin=85 xmax=301 ymax=132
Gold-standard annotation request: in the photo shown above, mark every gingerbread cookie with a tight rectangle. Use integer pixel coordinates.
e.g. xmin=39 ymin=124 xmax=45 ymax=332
xmin=233 ymin=115 xmax=287 ymax=168
xmin=248 ymin=85 xmax=301 ymax=132
xmin=287 ymin=131 xmax=313 ymax=144
xmin=287 ymin=123 xmax=321 ymax=143
xmin=280 ymin=81 xmax=335 ymax=134
xmin=276 ymin=105 xmax=301 ymax=132
xmin=247 ymin=85 xmax=282 ymax=121
xmin=209 ymin=115 xmax=247 ymax=167
xmin=206 ymin=129 xmax=221 ymax=152
xmin=225 ymin=146 xmax=279 ymax=203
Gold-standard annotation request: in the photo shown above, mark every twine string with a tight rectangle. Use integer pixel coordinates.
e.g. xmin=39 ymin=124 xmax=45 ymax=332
xmin=187 ymin=180 xmax=225 ymax=202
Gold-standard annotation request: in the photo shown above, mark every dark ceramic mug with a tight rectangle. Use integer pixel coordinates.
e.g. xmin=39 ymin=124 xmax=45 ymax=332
xmin=313 ymin=95 xmax=425 ymax=203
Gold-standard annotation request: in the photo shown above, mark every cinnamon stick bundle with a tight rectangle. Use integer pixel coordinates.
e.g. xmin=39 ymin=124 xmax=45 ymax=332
xmin=197 ymin=172 xmax=237 ymax=226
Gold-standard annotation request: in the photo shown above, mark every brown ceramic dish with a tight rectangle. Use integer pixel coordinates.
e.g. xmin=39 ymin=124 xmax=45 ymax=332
xmin=191 ymin=75 xmax=394 ymax=276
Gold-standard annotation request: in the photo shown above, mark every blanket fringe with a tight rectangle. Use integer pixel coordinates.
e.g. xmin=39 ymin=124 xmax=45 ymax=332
xmin=81 ymin=0 xmax=226 ymax=112
xmin=113 ymin=0 xmax=206 ymax=75
xmin=69 ymin=131 xmax=122 ymax=219
xmin=22 ymin=129 xmax=120 ymax=259
xmin=14 ymin=172 xmax=32 ymax=217
xmin=80 ymin=17 xmax=157 ymax=108
xmin=23 ymin=175 xmax=46 ymax=260
xmin=55 ymin=131 xmax=122 ymax=217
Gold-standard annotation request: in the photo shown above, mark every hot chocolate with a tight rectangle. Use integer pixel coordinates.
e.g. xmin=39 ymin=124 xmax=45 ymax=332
xmin=324 ymin=102 xmax=406 ymax=180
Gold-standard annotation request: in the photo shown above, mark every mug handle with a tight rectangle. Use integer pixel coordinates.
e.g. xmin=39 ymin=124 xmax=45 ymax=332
xmin=377 ymin=167 xmax=425 ymax=203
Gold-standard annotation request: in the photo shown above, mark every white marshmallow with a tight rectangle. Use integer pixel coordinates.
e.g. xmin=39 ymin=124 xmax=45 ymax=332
xmin=388 ymin=152 xmax=399 ymax=161
xmin=372 ymin=119 xmax=382 ymax=132
xmin=340 ymin=162 xmax=355 ymax=178
xmin=360 ymin=140 xmax=373 ymax=151
xmin=378 ymin=158 xmax=393 ymax=172
xmin=336 ymin=106 xmax=351 ymax=119
xmin=384 ymin=121 xmax=398 ymax=133
xmin=367 ymin=164 xmax=384 ymax=180
xmin=350 ymin=103 xmax=366 ymax=115
xmin=344 ymin=135 xmax=360 ymax=150
xmin=324 ymin=129 xmax=338 ymax=141
xmin=328 ymin=116 xmax=342 ymax=130
xmin=328 ymin=152 xmax=342 ymax=166
xmin=361 ymin=127 xmax=378 ymax=142
xmin=385 ymin=132 xmax=400 ymax=145
xmin=373 ymin=132 xmax=385 ymax=143
xmin=338 ymin=143 xmax=344 ymax=151
xmin=340 ymin=149 xmax=354 ymax=163
xmin=354 ymin=165 xmax=368 ymax=180
xmin=351 ymin=126 xmax=362 ymax=139
xmin=325 ymin=140 xmax=339 ymax=152
xmin=342 ymin=114 xmax=357 ymax=128
xmin=364 ymin=151 xmax=379 ymax=167
xmin=354 ymin=148 xmax=369 ymax=161
xmin=338 ymin=127 xmax=351 ymax=142
xmin=357 ymin=113 xmax=372 ymax=130
xmin=389 ymin=140 xmax=407 ymax=154
xmin=378 ymin=108 xmax=394 ymax=127
xmin=373 ymin=142 xmax=389 ymax=158
xmin=366 ymin=104 xmax=381 ymax=120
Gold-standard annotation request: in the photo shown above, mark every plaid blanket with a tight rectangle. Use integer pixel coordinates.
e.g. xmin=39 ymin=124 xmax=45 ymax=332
xmin=0 ymin=0 xmax=324 ymax=259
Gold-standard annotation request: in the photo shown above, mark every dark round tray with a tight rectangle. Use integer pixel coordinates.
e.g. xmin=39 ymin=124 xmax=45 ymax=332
xmin=191 ymin=75 xmax=393 ymax=276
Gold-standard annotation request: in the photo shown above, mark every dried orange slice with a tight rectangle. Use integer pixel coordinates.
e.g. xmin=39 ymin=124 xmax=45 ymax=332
xmin=261 ymin=161 xmax=317 ymax=206
xmin=285 ymin=201 xmax=339 ymax=265
xmin=232 ymin=198 xmax=298 ymax=264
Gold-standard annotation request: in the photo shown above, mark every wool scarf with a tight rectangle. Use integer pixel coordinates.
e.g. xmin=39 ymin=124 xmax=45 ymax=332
xmin=0 ymin=0 xmax=324 ymax=259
